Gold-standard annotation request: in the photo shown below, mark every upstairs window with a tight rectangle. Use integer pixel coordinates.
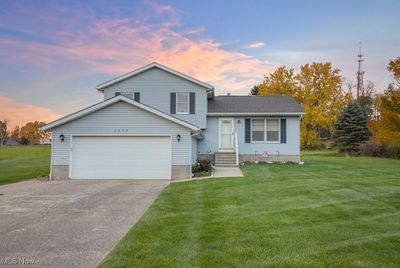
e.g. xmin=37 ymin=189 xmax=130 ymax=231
xmin=251 ymin=118 xmax=280 ymax=143
xmin=115 ymin=92 xmax=133 ymax=99
xmin=176 ymin=92 xmax=189 ymax=114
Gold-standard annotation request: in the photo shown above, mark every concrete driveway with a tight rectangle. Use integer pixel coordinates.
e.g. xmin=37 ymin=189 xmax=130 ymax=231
xmin=0 ymin=179 xmax=169 ymax=268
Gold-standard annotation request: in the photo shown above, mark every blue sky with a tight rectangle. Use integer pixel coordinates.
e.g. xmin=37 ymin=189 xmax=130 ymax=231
xmin=0 ymin=0 xmax=399 ymax=127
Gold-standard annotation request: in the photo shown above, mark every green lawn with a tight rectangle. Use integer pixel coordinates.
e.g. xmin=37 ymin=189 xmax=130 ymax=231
xmin=0 ymin=145 xmax=50 ymax=185
xmin=101 ymin=152 xmax=400 ymax=267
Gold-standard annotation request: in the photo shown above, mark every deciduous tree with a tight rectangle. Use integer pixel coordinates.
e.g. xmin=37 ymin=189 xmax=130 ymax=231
xmin=10 ymin=125 xmax=20 ymax=142
xmin=258 ymin=67 xmax=298 ymax=97
xmin=368 ymin=58 xmax=400 ymax=145
xmin=368 ymin=87 xmax=400 ymax=145
xmin=257 ymin=63 xmax=351 ymax=148
xmin=19 ymin=121 xmax=49 ymax=144
xmin=0 ymin=120 xmax=8 ymax=146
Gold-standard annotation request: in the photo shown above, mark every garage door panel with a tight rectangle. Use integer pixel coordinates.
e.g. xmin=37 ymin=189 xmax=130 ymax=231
xmin=70 ymin=136 xmax=171 ymax=179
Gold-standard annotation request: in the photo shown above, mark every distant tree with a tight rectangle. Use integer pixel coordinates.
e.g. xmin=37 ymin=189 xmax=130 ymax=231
xmin=0 ymin=120 xmax=8 ymax=146
xmin=388 ymin=57 xmax=400 ymax=85
xmin=258 ymin=63 xmax=351 ymax=148
xmin=368 ymin=58 xmax=400 ymax=145
xmin=357 ymin=80 xmax=376 ymax=119
xmin=10 ymin=125 xmax=20 ymax=142
xmin=368 ymin=87 xmax=400 ymax=145
xmin=333 ymin=101 xmax=370 ymax=153
xmin=249 ymin=85 xmax=260 ymax=95
xmin=19 ymin=121 xmax=49 ymax=144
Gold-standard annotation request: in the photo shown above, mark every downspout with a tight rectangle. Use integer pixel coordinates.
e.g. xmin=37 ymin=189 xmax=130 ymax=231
xmin=49 ymin=131 xmax=53 ymax=181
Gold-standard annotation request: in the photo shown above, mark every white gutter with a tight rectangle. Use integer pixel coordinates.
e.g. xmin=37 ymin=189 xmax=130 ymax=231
xmin=190 ymin=130 xmax=204 ymax=139
xmin=207 ymin=112 xmax=305 ymax=116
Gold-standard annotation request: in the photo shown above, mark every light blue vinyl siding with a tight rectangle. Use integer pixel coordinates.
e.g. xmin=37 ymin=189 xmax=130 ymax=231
xmin=51 ymin=101 xmax=191 ymax=166
xmin=191 ymin=137 xmax=198 ymax=163
xmin=198 ymin=116 xmax=301 ymax=156
xmin=102 ymin=68 xmax=207 ymax=128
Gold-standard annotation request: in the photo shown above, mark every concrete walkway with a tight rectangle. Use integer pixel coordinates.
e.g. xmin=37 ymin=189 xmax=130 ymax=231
xmin=213 ymin=167 xmax=244 ymax=178
xmin=174 ymin=166 xmax=243 ymax=183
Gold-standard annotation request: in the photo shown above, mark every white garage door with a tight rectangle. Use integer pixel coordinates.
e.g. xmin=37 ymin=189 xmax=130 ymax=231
xmin=70 ymin=136 xmax=171 ymax=180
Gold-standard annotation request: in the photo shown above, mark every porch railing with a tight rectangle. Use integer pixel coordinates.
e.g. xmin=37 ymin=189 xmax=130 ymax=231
xmin=234 ymin=132 xmax=239 ymax=166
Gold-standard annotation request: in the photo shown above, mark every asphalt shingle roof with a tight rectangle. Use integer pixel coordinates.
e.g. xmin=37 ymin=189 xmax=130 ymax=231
xmin=208 ymin=96 xmax=304 ymax=113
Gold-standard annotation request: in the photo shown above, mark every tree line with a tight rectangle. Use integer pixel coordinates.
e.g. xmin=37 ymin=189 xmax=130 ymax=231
xmin=250 ymin=57 xmax=400 ymax=158
xmin=0 ymin=121 xmax=50 ymax=145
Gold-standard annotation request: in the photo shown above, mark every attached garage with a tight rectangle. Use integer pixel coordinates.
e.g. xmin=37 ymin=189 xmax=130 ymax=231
xmin=70 ymin=136 xmax=171 ymax=180
xmin=41 ymin=97 xmax=201 ymax=181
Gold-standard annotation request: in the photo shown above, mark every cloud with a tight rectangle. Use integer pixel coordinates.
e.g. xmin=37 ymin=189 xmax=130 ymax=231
xmin=244 ymin=42 xmax=266 ymax=49
xmin=0 ymin=1 xmax=277 ymax=94
xmin=0 ymin=96 xmax=61 ymax=129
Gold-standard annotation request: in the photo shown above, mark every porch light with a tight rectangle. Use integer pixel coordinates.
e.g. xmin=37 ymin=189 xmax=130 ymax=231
xmin=59 ymin=134 xmax=65 ymax=142
xmin=176 ymin=134 xmax=181 ymax=142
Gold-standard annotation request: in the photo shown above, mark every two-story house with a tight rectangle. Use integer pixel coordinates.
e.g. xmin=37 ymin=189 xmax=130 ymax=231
xmin=42 ymin=63 xmax=304 ymax=180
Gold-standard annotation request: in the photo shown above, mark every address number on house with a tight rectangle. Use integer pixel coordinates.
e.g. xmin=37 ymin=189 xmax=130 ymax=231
xmin=113 ymin=129 xmax=129 ymax=132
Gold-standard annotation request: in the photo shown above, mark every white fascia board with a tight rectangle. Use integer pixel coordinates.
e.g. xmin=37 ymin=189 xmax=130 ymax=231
xmin=96 ymin=62 xmax=214 ymax=91
xmin=207 ymin=112 xmax=305 ymax=116
xmin=41 ymin=96 xmax=200 ymax=131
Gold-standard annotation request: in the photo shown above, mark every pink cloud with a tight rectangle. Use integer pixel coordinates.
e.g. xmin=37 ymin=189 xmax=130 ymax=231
xmin=0 ymin=2 xmax=278 ymax=94
xmin=0 ymin=96 xmax=61 ymax=130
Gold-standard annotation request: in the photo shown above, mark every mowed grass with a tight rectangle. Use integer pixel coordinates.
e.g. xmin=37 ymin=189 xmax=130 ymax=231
xmin=101 ymin=152 xmax=400 ymax=267
xmin=0 ymin=145 xmax=50 ymax=185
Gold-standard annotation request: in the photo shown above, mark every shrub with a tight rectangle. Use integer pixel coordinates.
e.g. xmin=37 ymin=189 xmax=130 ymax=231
xmin=359 ymin=141 xmax=400 ymax=159
xmin=192 ymin=159 xmax=212 ymax=176
xmin=191 ymin=163 xmax=199 ymax=173
xmin=197 ymin=159 xmax=212 ymax=172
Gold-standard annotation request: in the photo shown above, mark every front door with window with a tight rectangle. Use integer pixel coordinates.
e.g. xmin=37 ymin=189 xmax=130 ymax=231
xmin=219 ymin=118 xmax=234 ymax=150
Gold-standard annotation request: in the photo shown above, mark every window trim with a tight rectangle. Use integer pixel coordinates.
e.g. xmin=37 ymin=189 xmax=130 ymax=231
xmin=115 ymin=91 xmax=134 ymax=99
xmin=250 ymin=118 xmax=281 ymax=143
xmin=176 ymin=92 xmax=190 ymax=114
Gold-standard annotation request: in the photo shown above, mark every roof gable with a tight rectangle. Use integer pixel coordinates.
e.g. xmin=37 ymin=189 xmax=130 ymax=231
xmin=96 ymin=62 xmax=214 ymax=92
xmin=41 ymin=96 xmax=200 ymax=131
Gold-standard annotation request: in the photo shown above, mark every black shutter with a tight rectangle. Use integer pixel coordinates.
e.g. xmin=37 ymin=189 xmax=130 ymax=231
xmin=170 ymin=93 xmax=176 ymax=114
xmin=245 ymin=119 xmax=251 ymax=143
xmin=189 ymin=92 xmax=195 ymax=114
xmin=115 ymin=92 xmax=121 ymax=96
xmin=134 ymin=92 xmax=140 ymax=102
xmin=281 ymin=119 xmax=286 ymax=143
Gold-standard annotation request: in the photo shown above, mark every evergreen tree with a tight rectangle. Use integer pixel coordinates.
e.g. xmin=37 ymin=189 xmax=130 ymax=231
xmin=250 ymin=85 xmax=260 ymax=95
xmin=333 ymin=101 xmax=370 ymax=153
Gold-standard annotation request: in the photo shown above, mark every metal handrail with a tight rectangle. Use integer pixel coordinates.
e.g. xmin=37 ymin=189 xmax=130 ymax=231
xmin=234 ymin=132 xmax=239 ymax=166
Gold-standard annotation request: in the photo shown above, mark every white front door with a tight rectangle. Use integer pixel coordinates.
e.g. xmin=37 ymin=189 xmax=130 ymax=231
xmin=219 ymin=118 xmax=234 ymax=150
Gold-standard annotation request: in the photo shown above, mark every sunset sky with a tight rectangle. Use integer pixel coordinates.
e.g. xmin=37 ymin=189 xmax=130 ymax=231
xmin=0 ymin=0 xmax=399 ymax=129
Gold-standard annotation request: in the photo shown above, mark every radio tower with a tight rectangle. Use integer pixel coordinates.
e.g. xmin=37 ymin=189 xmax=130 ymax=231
xmin=356 ymin=42 xmax=365 ymax=99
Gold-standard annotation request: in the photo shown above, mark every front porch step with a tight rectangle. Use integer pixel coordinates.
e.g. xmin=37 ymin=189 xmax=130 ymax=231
xmin=215 ymin=156 xmax=236 ymax=160
xmin=215 ymin=152 xmax=237 ymax=167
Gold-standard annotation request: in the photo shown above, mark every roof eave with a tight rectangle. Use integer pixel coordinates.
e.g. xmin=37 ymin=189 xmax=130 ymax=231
xmin=41 ymin=96 xmax=200 ymax=132
xmin=207 ymin=112 xmax=305 ymax=116
xmin=96 ymin=62 xmax=214 ymax=91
